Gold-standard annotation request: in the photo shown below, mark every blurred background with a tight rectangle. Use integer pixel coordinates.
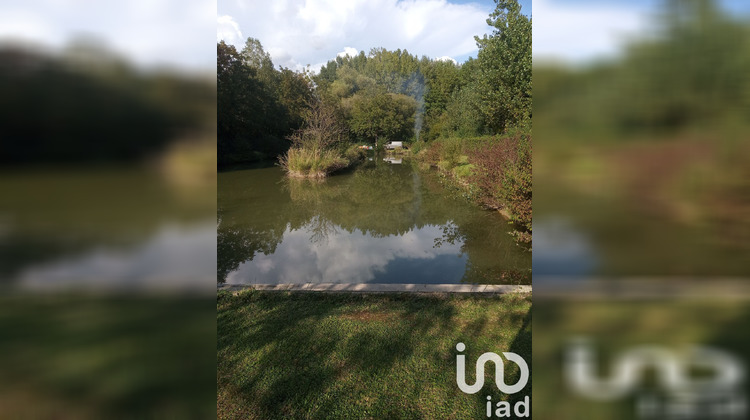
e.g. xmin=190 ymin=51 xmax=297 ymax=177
xmin=533 ymin=0 xmax=750 ymax=278
xmin=534 ymin=298 xmax=750 ymax=419
xmin=534 ymin=0 xmax=750 ymax=418
xmin=0 ymin=0 xmax=217 ymax=418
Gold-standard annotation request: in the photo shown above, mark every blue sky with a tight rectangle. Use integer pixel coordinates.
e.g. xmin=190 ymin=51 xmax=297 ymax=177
xmin=451 ymin=0 xmax=531 ymax=15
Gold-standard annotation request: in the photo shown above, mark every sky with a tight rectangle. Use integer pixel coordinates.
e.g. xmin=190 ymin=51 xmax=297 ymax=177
xmin=0 ymin=0 xmax=218 ymax=71
xmin=2 ymin=0 xmax=748 ymax=71
xmin=534 ymin=0 xmax=750 ymax=64
xmin=533 ymin=0 xmax=648 ymax=63
xmin=218 ymin=0 xmax=532 ymax=73
xmin=219 ymin=0 xmax=750 ymax=72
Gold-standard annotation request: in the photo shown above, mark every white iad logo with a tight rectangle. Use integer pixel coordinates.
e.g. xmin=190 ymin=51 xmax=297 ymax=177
xmin=455 ymin=342 xmax=530 ymax=418
xmin=565 ymin=337 xmax=747 ymax=419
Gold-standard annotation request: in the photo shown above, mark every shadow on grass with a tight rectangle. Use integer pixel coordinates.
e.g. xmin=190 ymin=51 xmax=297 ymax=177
xmin=0 ymin=294 xmax=217 ymax=419
xmin=462 ymin=303 xmax=531 ymax=418
xmin=217 ymin=291 xmax=532 ymax=419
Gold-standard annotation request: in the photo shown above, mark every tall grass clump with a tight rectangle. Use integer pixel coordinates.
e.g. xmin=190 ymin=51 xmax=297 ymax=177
xmin=279 ymin=101 xmax=359 ymax=178
xmin=279 ymin=147 xmax=348 ymax=178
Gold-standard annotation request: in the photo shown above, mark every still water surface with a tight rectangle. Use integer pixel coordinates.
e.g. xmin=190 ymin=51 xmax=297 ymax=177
xmin=218 ymin=158 xmax=531 ymax=285
xmin=1 ymin=168 xmax=215 ymax=291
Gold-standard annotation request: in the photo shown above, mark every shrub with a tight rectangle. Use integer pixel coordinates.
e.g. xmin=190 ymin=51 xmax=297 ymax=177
xmin=278 ymin=100 xmax=358 ymax=178
xmin=344 ymin=145 xmax=366 ymax=163
xmin=499 ymin=137 xmax=531 ymax=242
xmin=452 ymin=163 xmax=476 ymax=179
xmin=410 ymin=140 xmax=426 ymax=155
xmin=375 ymin=137 xmax=387 ymax=152
xmin=287 ymin=101 xmax=348 ymax=151
xmin=468 ymin=133 xmax=532 ymax=243
xmin=437 ymin=160 xmax=453 ymax=172
xmin=440 ymin=138 xmax=464 ymax=169
xmin=417 ymin=141 xmax=443 ymax=166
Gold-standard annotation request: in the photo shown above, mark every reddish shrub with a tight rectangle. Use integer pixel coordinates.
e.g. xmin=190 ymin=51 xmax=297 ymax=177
xmin=419 ymin=140 xmax=443 ymax=166
xmin=468 ymin=134 xmax=532 ymax=243
xmin=467 ymin=136 xmax=518 ymax=209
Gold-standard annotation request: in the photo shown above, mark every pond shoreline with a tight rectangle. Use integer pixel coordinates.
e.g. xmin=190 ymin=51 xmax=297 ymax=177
xmin=412 ymin=135 xmax=532 ymax=245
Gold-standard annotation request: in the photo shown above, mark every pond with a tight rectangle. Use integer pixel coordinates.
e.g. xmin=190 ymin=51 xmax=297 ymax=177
xmin=218 ymin=157 xmax=531 ymax=285
xmin=0 ymin=168 xmax=216 ymax=292
xmin=532 ymin=176 xmax=750 ymax=279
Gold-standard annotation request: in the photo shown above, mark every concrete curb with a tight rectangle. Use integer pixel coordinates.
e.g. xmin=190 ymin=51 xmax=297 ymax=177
xmin=218 ymin=283 xmax=531 ymax=294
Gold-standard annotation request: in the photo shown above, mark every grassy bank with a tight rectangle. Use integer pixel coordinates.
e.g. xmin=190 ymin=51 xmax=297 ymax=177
xmin=415 ymin=132 xmax=532 ymax=244
xmin=218 ymin=290 xmax=531 ymax=420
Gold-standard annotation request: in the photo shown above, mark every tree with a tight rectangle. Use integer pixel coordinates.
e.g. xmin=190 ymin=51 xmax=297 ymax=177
xmin=277 ymin=67 xmax=315 ymax=130
xmin=0 ymin=44 xmax=173 ymax=164
xmin=287 ymin=100 xmax=348 ymax=151
xmin=217 ymin=41 xmax=287 ymax=165
xmin=240 ymin=37 xmax=273 ymax=71
xmin=473 ymin=0 xmax=532 ymax=132
xmin=349 ymin=92 xmax=417 ymax=143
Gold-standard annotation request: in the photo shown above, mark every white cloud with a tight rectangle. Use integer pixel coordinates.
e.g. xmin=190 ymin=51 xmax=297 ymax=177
xmin=0 ymin=10 xmax=56 ymax=44
xmin=19 ymin=222 xmax=217 ymax=293
xmin=337 ymin=46 xmax=359 ymax=58
xmin=435 ymin=55 xmax=457 ymax=64
xmin=1 ymin=0 xmax=217 ymax=71
xmin=219 ymin=0 xmax=494 ymax=72
xmin=226 ymin=223 xmax=465 ymax=284
xmin=533 ymin=0 xmax=648 ymax=63
xmin=217 ymin=15 xmax=244 ymax=47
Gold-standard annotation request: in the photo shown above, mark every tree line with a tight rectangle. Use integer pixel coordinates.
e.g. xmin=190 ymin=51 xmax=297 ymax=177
xmin=535 ymin=0 xmax=750 ymax=138
xmin=217 ymin=0 xmax=531 ymax=166
xmin=1 ymin=41 xmax=214 ymax=165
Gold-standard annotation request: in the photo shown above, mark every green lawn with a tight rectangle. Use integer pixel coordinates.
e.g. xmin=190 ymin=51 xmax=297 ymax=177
xmin=0 ymin=295 xmax=216 ymax=419
xmin=218 ymin=290 xmax=532 ymax=419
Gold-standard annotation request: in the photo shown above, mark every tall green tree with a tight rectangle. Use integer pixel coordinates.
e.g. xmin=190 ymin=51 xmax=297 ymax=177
xmin=276 ymin=67 xmax=315 ymax=130
xmin=349 ymin=92 xmax=417 ymax=143
xmin=240 ymin=37 xmax=274 ymax=72
xmin=473 ymin=0 xmax=532 ymax=132
xmin=217 ymin=39 xmax=314 ymax=165
xmin=217 ymin=41 xmax=287 ymax=164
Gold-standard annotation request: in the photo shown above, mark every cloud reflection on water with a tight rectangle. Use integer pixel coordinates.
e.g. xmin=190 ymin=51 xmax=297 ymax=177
xmin=227 ymin=222 xmax=465 ymax=284
xmin=17 ymin=222 xmax=216 ymax=292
